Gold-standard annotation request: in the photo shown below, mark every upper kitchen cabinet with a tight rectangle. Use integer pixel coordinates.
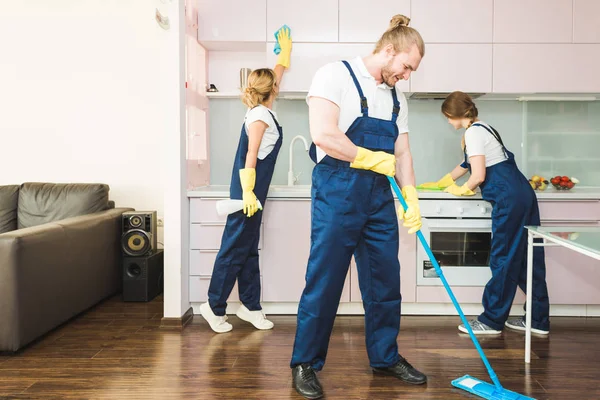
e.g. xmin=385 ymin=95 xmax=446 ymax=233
xmin=494 ymin=0 xmax=573 ymax=43
xmin=411 ymin=0 xmax=492 ymax=43
xmin=493 ymin=44 xmax=600 ymax=93
xmin=410 ymin=44 xmax=492 ymax=93
xmin=267 ymin=0 xmax=338 ymax=43
xmin=574 ymin=0 xmax=600 ymax=43
xmin=266 ymin=43 xmax=410 ymax=93
xmin=197 ymin=0 xmax=266 ymax=50
xmin=338 ymin=0 xmax=410 ymax=43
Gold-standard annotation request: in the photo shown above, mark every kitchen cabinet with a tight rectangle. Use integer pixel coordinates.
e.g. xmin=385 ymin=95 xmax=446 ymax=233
xmin=338 ymin=0 xmax=411 ymax=43
xmin=493 ymin=0 xmax=573 ymax=43
xmin=350 ymin=213 xmax=417 ymax=303
xmin=541 ymin=227 xmax=600 ymax=305
xmin=266 ymin=43 xmax=410 ymax=93
xmin=539 ymin=200 xmax=600 ymax=305
xmin=410 ymin=44 xmax=492 ymax=93
xmin=411 ymin=0 xmax=492 ymax=43
xmin=189 ymin=198 xmax=263 ymax=304
xmin=416 ymin=200 xmax=600 ymax=306
xmin=266 ymin=0 xmax=338 ymax=43
xmin=260 ymin=200 xmax=350 ymax=302
xmin=574 ymin=0 xmax=600 ymax=43
xmin=207 ymin=51 xmax=268 ymax=94
xmin=493 ymin=44 xmax=600 ymax=93
xmin=197 ymin=0 xmax=267 ymax=48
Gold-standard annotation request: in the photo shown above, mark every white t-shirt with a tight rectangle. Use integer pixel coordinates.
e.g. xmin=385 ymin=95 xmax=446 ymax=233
xmin=307 ymin=57 xmax=409 ymax=162
xmin=244 ymin=105 xmax=280 ymax=160
xmin=464 ymin=122 xmax=508 ymax=167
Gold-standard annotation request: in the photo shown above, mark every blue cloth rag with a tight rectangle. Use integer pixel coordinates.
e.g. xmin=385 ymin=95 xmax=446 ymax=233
xmin=273 ymin=24 xmax=291 ymax=55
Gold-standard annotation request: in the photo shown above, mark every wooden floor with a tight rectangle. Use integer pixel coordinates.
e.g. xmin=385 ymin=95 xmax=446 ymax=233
xmin=1 ymin=296 xmax=599 ymax=399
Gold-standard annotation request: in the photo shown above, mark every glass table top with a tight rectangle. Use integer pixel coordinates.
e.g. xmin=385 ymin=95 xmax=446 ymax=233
xmin=526 ymin=226 xmax=600 ymax=258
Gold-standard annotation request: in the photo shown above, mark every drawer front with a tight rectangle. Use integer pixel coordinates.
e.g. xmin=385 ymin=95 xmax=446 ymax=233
xmin=190 ymin=250 xmax=218 ymax=275
xmin=190 ymin=198 xmax=227 ymax=223
xmin=539 ymin=200 xmax=600 ymax=222
xmin=190 ymin=223 xmax=263 ymax=250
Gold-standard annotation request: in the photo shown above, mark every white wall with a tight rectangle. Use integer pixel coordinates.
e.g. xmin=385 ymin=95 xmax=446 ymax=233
xmin=0 ymin=0 xmax=189 ymax=318
xmin=0 ymin=0 xmax=172 ymax=229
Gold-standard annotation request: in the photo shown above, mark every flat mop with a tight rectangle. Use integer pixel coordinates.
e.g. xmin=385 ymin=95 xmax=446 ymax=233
xmin=388 ymin=176 xmax=535 ymax=400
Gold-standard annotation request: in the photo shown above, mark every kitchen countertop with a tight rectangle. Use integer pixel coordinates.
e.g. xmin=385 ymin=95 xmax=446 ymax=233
xmin=188 ymin=185 xmax=600 ymax=200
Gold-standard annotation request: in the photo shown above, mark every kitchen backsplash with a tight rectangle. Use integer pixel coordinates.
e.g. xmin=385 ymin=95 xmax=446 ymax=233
xmin=207 ymin=99 xmax=600 ymax=187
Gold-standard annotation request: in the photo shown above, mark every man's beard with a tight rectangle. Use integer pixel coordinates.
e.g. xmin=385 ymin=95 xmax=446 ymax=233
xmin=381 ymin=61 xmax=399 ymax=87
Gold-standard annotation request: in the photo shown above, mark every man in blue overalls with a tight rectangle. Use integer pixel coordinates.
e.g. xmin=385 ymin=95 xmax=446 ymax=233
xmin=290 ymin=15 xmax=427 ymax=399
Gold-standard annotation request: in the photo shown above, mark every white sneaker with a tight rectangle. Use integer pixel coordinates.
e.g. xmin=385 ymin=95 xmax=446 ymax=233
xmin=199 ymin=302 xmax=232 ymax=333
xmin=235 ymin=304 xmax=274 ymax=330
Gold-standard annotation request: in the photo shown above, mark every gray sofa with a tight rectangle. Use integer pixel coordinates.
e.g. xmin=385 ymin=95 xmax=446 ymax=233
xmin=0 ymin=183 xmax=133 ymax=352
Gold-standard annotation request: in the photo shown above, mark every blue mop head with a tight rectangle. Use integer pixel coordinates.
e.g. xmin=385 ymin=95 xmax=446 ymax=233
xmin=273 ymin=24 xmax=291 ymax=55
xmin=452 ymin=375 xmax=536 ymax=400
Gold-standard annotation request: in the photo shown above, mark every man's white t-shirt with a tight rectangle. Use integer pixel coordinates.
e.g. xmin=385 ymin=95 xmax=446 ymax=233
xmin=244 ymin=105 xmax=280 ymax=160
xmin=464 ymin=122 xmax=508 ymax=167
xmin=306 ymin=57 xmax=409 ymax=162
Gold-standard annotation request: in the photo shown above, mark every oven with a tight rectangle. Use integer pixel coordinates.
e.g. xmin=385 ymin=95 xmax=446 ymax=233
xmin=417 ymin=199 xmax=493 ymax=287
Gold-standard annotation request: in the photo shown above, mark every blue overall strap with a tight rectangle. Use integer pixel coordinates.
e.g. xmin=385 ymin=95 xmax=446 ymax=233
xmin=471 ymin=122 xmax=508 ymax=157
xmin=391 ymin=88 xmax=400 ymax=123
xmin=341 ymin=60 xmax=368 ymax=117
xmin=460 ymin=152 xmax=469 ymax=169
xmin=266 ymin=110 xmax=281 ymax=129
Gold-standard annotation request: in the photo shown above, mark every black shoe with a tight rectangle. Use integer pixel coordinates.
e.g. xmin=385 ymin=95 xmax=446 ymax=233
xmin=292 ymin=364 xmax=323 ymax=399
xmin=372 ymin=355 xmax=427 ymax=385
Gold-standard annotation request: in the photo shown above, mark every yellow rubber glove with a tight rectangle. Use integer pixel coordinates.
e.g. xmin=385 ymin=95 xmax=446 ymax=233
xmin=350 ymin=147 xmax=396 ymax=177
xmin=239 ymin=168 xmax=259 ymax=217
xmin=276 ymin=26 xmax=292 ymax=68
xmin=419 ymin=173 xmax=455 ymax=189
xmin=397 ymin=185 xmax=422 ymax=234
xmin=444 ymin=183 xmax=476 ymax=197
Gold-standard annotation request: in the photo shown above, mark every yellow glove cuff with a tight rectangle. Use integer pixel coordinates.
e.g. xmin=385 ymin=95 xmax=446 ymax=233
xmin=350 ymin=147 xmax=370 ymax=169
xmin=437 ymin=173 xmax=455 ymax=189
xmin=276 ymin=51 xmax=290 ymax=68
xmin=401 ymin=185 xmax=418 ymax=201
xmin=350 ymin=147 xmax=396 ymax=177
xmin=460 ymin=183 xmax=476 ymax=196
xmin=239 ymin=168 xmax=256 ymax=192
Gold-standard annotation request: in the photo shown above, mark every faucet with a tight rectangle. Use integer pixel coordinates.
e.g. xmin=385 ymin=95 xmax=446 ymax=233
xmin=288 ymin=135 xmax=310 ymax=186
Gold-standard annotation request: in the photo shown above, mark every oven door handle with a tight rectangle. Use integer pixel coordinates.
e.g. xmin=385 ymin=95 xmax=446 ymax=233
xmin=422 ymin=218 xmax=492 ymax=230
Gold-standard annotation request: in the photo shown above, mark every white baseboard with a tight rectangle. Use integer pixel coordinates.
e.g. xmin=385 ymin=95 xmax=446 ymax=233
xmin=191 ymin=302 xmax=599 ymax=317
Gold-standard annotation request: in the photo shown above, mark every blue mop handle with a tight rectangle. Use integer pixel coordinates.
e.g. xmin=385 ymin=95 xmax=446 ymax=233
xmin=387 ymin=176 xmax=502 ymax=390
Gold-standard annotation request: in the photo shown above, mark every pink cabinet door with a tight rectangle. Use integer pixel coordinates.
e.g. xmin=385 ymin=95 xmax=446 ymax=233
xmin=410 ymin=44 xmax=492 ymax=93
xmin=266 ymin=43 xmax=410 ymax=93
xmin=339 ymin=0 xmax=411 ymax=43
xmin=197 ymin=0 xmax=266 ymax=43
xmin=574 ymin=0 xmax=600 ymax=43
xmin=493 ymin=0 xmax=573 ymax=43
xmin=350 ymin=210 xmax=417 ymax=303
xmin=541 ymin=221 xmax=600 ymax=305
xmin=260 ymin=200 xmax=350 ymax=302
xmin=493 ymin=44 xmax=600 ymax=93
xmin=267 ymin=0 xmax=338 ymax=42
xmin=411 ymin=0 xmax=492 ymax=43
xmin=539 ymin=200 xmax=600 ymax=222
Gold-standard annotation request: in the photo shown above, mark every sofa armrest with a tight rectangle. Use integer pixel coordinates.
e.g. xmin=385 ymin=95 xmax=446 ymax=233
xmin=0 ymin=232 xmax=21 ymax=351
xmin=0 ymin=207 xmax=133 ymax=352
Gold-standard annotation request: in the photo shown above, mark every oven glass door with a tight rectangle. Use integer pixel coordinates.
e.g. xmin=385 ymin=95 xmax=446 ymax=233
xmin=417 ymin=218 xmax=493 ymax=286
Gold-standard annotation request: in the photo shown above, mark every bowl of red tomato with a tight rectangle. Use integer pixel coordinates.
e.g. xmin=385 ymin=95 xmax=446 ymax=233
xmin=550 ymin=176 xmax=579 ymax=190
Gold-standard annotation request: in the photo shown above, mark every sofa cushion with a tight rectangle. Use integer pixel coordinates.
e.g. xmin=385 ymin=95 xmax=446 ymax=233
xmin=0 ymin=185 xmax=19 ymax=233
xmin=18 ymin=183 xmax=110 ymax=229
